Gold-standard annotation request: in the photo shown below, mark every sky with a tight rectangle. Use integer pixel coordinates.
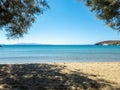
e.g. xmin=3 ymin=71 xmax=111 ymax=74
xmin=0 ymin=0 xmax=120 ymax=45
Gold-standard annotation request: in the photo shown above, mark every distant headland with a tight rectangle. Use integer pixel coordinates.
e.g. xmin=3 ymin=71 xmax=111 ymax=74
xmin=95 ymin=40 xmax=120 ymax=46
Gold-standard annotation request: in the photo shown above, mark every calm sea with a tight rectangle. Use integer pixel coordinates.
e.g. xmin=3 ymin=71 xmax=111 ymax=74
xmin=0 ymin=45 xmax=120 ymax=63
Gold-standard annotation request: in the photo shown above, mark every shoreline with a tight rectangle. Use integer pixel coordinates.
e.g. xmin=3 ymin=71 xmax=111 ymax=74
xmin=0 ymin=61 xmax=120 ymax=64
xmin=0 ymin=62 xmax=120 ymax=90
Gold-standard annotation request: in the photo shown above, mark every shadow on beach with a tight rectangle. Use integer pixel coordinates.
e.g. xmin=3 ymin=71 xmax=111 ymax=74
xmin=0 ymin=64 xmax=119 ymax=90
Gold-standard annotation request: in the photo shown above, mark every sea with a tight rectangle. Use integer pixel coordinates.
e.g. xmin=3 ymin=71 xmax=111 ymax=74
xmin=0 ymin=45 xmax=120 ymax=64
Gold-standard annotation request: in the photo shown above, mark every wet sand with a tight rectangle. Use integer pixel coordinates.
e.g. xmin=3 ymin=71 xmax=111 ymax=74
xmin=0 ymin=62 xmax=120 ymax=90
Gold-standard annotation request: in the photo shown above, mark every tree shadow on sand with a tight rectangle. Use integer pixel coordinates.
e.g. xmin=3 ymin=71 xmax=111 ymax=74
xmin=0 ymin=64 xmax=120 ymax=90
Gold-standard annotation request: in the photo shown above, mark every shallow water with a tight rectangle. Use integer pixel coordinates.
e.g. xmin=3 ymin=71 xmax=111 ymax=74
xmin=0 ymin=45 xmax=120 ymax=63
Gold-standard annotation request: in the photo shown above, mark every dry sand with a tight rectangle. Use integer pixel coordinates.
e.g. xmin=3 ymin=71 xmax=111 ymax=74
xmin=0 ymin=62 xmax=120 ymax=90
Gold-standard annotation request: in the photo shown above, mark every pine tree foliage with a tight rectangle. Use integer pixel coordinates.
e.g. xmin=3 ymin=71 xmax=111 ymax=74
xmin=82 ymin=0 xmax=120 ymax=31
xmin=0 ymin=0 xmax=49 ymax=38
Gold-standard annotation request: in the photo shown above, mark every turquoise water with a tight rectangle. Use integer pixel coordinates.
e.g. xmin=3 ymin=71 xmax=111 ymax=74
xmin=0 ymin=45 xmax=120 ymax=63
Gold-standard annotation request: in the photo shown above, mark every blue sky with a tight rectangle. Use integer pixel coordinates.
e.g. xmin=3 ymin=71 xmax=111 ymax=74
xmin=0 ymin=0 xmax=120 ymax=44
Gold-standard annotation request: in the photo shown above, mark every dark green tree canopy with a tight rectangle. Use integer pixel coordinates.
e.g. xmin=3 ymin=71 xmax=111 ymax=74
xmin=0 ymin=0 xmax=49 ymax=38
xmin=83 ymin=0 xmax=120 ymax=31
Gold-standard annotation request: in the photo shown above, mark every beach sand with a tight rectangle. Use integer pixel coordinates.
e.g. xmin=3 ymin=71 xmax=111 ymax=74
xmin=0 ymin=62 xmax=120 ymax=90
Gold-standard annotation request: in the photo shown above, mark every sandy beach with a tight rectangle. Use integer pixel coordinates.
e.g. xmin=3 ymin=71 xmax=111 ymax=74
xmin=0 ymin=62 xmax=120 ymax=90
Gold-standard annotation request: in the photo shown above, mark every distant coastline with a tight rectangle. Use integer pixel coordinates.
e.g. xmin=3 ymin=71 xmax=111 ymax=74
xmin=95 ymin=40 xmax=120 ymax=46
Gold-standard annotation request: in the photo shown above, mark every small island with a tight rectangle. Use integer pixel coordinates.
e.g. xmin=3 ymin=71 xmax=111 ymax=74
xmin=95 ymin=40 xmax=120 ymax=46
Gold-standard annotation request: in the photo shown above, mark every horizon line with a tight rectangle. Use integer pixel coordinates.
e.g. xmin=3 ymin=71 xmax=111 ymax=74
xmin=0 ymin=43 xmax=94 ymax=45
